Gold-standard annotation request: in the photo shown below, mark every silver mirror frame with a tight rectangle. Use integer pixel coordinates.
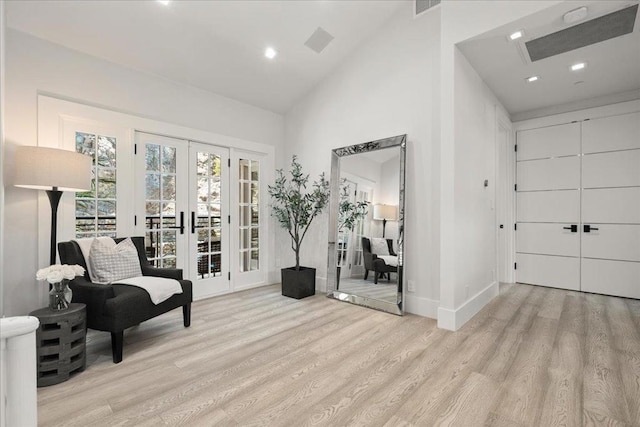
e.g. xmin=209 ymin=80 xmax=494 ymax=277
xmin=326 ymin=134 xmax=407 ymax=315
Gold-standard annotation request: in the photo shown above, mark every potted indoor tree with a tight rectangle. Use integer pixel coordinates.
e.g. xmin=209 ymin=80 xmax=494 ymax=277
xmin=269 ymin=155 xmax=330 ymax=299
xmin=338 ymin=179 xmax=369 ymax=233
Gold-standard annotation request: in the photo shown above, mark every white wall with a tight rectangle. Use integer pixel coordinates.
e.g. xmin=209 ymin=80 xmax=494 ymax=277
xmin=0 ymin=0 xmax=6 ymax=317
xmin=438 ymin=0 xmax=563 ymax=330
xmin=285 ymin=4 xmax=441 ymax=317
xmin=3 ymin=29 xmax=284 ymax=316
xmin=452 ymin=48 xmax=502 ymax=305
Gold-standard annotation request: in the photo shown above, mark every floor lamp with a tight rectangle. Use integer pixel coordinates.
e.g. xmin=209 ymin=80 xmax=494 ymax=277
xmin=373 ymin=204 xmax=398 ymax=238
xmin=14 ymin=146 xmax=92 ymax=265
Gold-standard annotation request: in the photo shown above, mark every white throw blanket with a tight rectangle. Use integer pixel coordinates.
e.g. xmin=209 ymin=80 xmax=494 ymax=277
xmin=377 ymin=255 xmax=398 ymax=267
xmin=114 ymin=276 xmax=183 ymax=305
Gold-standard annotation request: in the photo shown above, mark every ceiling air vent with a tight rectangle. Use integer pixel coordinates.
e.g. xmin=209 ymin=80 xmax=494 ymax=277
xmin=415 ymin=0 xmax=441 ymax=17
xmin=304 ymin=27 xmax=334 ymax=54
xmin=526 ymin=4 xmax=638 ymax=62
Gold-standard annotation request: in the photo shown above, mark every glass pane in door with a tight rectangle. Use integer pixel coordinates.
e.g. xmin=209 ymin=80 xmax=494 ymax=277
xmin=196 ymin=152 xmax=222 ymax=279
xmin=239 ymin=159 xmax=259 ymax=272
xmin=145 ymin=143 xmax=178 ymax=268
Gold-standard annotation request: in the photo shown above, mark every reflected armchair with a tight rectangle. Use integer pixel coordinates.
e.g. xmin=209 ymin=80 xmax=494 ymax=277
xmin=362 ymin=237 xmax=398 ymax=284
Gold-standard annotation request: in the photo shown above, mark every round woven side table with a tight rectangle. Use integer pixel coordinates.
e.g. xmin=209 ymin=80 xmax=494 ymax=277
xmin=29 ymin=303 xmax=87 ymax=387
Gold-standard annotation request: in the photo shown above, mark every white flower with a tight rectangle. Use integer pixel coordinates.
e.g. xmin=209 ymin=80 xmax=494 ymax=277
xmin=36 ymin=267 xmax=50 ymax=281
xmin=46 ymin=270 xmax=64 ymax=284
xmin=36 ymin=264 xmax=85 ymax=284
xmin=61 ymin=265 xmax=76 ymax=280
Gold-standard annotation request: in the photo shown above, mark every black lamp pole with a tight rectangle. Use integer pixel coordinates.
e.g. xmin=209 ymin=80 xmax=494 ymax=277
xmin=46 ymin=188 xmax=63 ymax=265
xmin=382 ymin=218 xmax=387 ymax=238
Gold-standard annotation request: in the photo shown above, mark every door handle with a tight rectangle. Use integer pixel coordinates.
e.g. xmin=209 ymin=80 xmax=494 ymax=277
xmin=167 ymin=211 xmax=185 ymax=234
xmin=563 ymin=225 xmax=578 ymax=233
xmin=191 ymin=211 xmax=206 ymax=234
xmin=584 ymin=224 xmax=599 ymax=233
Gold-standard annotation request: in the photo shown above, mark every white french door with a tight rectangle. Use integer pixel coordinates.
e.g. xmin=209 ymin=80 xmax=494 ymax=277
xmin=135 ymin=133 xmax=230 ymax=299
xmin=135 ymin=132 xmax=189 ymax=272
xmin=337 ymin=179 xmax=356 ymax=279
xmin=351 ymin=186 xmax=373 ymax=278
xmin=233 ymin=151 xmax=266 ymax=289
xmin=515 ymin=112 xmax=640 ymax=299
xmin=189 ymin=143 xmax=230 ymax=298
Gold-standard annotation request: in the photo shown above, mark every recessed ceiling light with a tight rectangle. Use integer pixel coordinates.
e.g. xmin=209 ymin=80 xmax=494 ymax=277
xmin=264 ymin=47 xmax=277 ymax=59
xmin=526 ymin=76 xmax=539 ymax=83
xmin=157 ymin=0 xmax=170 ymax=5
xmin=509 ymin=30 xmax=524 ymax=41
xmin=571 ymin=62 xmax=586 ymax=71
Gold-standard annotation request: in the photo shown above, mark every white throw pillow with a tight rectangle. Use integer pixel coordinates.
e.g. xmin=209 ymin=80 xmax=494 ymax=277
xmin=74 ymin=236 xmax=116 ymax=282
xmin=89 ymin=237 xmax=142 ymax=284
xmin=370 ymin=238 xmax=390 ymax=256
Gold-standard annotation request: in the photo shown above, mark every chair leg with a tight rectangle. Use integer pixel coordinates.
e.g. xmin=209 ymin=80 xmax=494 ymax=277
xmin=374 ymin=272 xmax=379 ymax=284
xmin=183 ymin=303 xmax=191 ymax=327
xmin=364 ymin=270 xmax=369 ymax=280
xmin=111 ymin=331 xmax=123 ymax=364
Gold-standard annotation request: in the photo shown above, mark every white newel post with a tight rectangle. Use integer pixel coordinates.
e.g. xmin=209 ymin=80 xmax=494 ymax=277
xmin=0 ymin=316 xmax=40 ymax=427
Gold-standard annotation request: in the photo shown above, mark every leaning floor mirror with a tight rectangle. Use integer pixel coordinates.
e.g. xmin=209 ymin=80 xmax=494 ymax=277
xmin=327 ymin=134 xmax=406 ymax=315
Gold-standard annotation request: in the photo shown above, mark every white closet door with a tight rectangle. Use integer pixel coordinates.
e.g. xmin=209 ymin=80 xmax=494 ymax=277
xmin=582 ymin=112 xmax=640 ymax=153
xmin=516 ymin=253 xmax=580 ymax=291
xmin=582 ymin=187 xmax=640 ymax=224
xmin=582 ymin=259 xmax=640 ymax=299
xmin=582 ymin=150 xmax=640 ymax=189
xmin=516 ymin=190 xmax=579 ymax=223
xmin=516 ymin=157 xmax=580 ymax=191
xmin=581 ymin=112 xmax=640 ymax=299
xmin=515 ymin=123 xmax=581 ymax=290
xmin=517 ymin=122 xmax=581 ymax=160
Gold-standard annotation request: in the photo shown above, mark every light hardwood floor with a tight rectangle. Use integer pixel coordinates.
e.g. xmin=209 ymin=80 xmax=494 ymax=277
xmin=37 ymin=283 xmax=640 ymax=426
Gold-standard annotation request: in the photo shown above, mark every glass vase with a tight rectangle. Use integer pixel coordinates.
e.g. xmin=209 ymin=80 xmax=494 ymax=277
xmin=49 ymin=279 xmax=71 ymax=311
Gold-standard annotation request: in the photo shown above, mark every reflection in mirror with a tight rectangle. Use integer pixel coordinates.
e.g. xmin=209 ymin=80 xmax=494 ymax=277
xmin=327 ymin=135 xmax=406 ymax=315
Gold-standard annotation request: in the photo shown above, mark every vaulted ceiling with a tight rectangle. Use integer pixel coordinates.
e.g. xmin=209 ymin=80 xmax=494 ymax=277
xmin=6 ymin=0 xmax=405 ymax=114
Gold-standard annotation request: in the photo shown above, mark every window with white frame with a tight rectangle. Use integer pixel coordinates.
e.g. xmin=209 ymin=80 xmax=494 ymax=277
xmin=75 ymin=131 xmax=117 ymax=238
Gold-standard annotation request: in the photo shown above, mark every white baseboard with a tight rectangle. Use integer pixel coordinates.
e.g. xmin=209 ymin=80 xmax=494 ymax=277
xmin=268 ymin=270 xmax=280 ymax=285
xmin=234 ymin=282 xmax=269 ymax=292
xmin=404 ymin=294 xmax=438 ymax=319
xmin=437 ymin=281 xmax=499 ymax=331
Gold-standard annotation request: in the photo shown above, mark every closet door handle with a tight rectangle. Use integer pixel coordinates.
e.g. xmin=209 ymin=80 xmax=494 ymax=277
xmin=584 ymin=225 xmax=599 ymax=233
xmin=563 ymin=225 xmax=578 ymax=232
xmin=167 ymin=211 xmax=185 ymax=234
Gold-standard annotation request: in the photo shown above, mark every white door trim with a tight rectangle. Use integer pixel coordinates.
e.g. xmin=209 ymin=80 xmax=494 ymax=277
xmin=496 ymin=108 xmax=515 ymax=284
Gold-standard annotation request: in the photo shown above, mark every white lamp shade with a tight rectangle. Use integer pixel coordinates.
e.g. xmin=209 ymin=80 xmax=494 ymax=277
xmin=373 ymin=204 xmax=398 ymax=221
xmin=14 ymin=146 xmax=92 ymax=192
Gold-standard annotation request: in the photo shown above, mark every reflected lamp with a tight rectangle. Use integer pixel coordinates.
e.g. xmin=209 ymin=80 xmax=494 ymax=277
xmin=373 ymin=204 xmax=398 ymax=238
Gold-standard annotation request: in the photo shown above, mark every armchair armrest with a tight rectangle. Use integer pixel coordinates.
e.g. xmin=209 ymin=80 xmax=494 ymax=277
xmin=142 ymin=266 xmax=183 ymax=280
xmin=68 ymin=276 xmax=116 ymax=306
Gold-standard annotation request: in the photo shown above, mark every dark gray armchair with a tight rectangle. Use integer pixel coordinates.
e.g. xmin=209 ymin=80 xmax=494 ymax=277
xmin=362 ymin=237 xmax=397 ymax=284
xmin=58 ymin=236 xmax=192 ymax=363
